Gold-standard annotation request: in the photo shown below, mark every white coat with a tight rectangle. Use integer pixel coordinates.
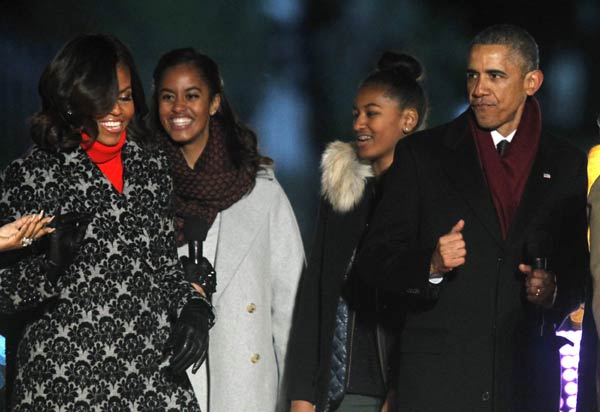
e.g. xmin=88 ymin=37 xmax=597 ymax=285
xmin=185 ymin=167 xmax=304 ymax=412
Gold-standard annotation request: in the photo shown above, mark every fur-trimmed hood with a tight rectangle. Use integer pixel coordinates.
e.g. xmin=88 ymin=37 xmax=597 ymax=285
xmin=320 ymin=141 xmax=374 ymax=213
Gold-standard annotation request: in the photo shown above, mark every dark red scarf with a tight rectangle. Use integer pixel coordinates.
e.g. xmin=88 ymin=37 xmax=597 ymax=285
xmin=164 ymin=118 xmax=255 ymax=246
xmin=470 ymin=97 xmax=541 ymax=239
xmin=81 ymin=131 xmax=126 ymax=193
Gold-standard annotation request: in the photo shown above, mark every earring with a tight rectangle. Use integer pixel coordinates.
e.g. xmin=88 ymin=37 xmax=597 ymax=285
xmin=403 ymin=127 xmax=410 ymax=134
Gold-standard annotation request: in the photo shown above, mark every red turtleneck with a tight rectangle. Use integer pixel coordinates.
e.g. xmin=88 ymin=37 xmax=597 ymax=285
xmin=81 ymin=131 xmax=126 ymax=193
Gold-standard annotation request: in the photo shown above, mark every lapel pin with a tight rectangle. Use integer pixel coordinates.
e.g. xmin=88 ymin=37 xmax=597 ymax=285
xmin=543 ymin=173 xmax=551 ymax=179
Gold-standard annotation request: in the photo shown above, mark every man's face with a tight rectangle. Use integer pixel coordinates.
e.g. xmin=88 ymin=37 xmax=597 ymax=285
xmin=467 ymin=44 xmax=539 ymax=136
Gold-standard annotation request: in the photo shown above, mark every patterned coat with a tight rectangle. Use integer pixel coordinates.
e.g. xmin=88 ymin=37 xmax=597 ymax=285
xmin=0 ymin=141 xmax=201 ymax=411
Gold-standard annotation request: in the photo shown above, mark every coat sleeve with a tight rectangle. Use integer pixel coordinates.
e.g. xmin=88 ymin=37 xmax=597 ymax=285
xmin=286 ymin=199 xmax=328 ymax=403
xmin=0 ymin=154 xmax=61 ymax=314
xmin=152 ymin=210 xmax=205 ymax=317
xmin=267 ymin=181 xmax=305 ymax=402
xmin=150 ymin=156 xmax=205 ymax=318
xmin=354 ymin=139 xmax=436 ymax=297
xmin=550 ymin=151 xmax=588 ymax=324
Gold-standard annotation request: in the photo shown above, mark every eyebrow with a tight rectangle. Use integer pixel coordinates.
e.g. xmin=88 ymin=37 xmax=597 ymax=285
xmin=485 ymin=69 xmax=507 ymax=76
xmin=353 ymin=102 xmax=382 ymax=110
xmin=159 ymin=86 xmax=203 ymax=93
xmin=465 ymin=68 xmax=507 ymax=77
xmin=119 ymin=85 xmax=132 ymax=93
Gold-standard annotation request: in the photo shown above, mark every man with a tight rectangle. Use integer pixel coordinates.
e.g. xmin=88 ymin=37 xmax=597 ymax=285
xmin=354 ymin=24 xmax=588 ymax=412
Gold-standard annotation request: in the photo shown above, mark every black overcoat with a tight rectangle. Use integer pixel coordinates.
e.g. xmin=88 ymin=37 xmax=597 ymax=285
xmin=354 ymin=111 xmax=588 ymax=412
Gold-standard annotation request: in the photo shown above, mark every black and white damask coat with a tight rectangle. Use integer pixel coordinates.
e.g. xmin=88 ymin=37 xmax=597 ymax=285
xmin=0 ymin=140 xmax=202 ymax=412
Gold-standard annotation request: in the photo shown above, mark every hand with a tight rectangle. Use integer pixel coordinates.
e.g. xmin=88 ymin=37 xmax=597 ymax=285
xmin=519 ymin=264 xmax=556 ymax=308
xmin=44 ymin=211 xmax=93 ymax=284
xmin=0 ymin=211 xmax=54 ymax=252
xmin=290 ymin=400 xmax=315 ymax=412
xmin=430 ymin=219 xmax=467 ymax=275
xmin=381 ymin=389 xmax=396 ymax=412
xmin=180 ymin=256 xmax=217 ymax=298
xmin=166 ymin=298 xmax=214 ymax=375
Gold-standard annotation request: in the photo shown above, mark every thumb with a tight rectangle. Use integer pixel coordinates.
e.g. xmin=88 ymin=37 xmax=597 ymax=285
xmin=450 ymin=219 xmax=465 ymax=234
xmin=519 ymin=263 xmax=532 ymax=275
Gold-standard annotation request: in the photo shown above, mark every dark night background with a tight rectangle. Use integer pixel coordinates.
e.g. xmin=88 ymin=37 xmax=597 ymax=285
xmin=1 ymin=1 xmax=599 ymax=410
xmin=2 ymin=0 xmax=600 ymax=244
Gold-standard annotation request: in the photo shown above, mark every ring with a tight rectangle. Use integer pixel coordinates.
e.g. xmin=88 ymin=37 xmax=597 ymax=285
xmin=535 ymin=288 xmax=541 ymax=297
xmin=20 ymin=237 xmax=33 ymax=247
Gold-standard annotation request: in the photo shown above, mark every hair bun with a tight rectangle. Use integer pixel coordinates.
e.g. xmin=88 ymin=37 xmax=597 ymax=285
xmin=377 ymin=51 xmax=423 ymax=81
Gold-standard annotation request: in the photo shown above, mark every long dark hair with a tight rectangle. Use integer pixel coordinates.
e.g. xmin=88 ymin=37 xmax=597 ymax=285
xmin=151 ymin=48 xmax=271 ymax=176
xmin=360 ymin=51 xmax=428 ymax=130
xmin=30 ymin=34 xmax=149 ymax=151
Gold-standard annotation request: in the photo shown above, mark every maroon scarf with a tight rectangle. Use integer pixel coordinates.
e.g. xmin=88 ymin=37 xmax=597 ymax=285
xmin=470 ymin=96 xmax=541 ymax=239
xmin=165 ymin=119 xmax=255 ymax=246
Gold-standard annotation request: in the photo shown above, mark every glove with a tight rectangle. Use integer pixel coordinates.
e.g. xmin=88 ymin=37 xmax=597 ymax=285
xmin=166 ymin=298 xmax=214 ymax=375
xmin=180 ymin=256 xmax=217 ymax=298
xmin=43 ymin=211 xmax=93 ymax=285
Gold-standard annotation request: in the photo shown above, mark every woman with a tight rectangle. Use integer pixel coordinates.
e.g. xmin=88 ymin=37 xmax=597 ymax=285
xmin=152 ymin=48 xmax=304 ymax=412
xmin=288 ymin=51 xmax=428 ymax=412
xmin=0 ymin=34 xmax=211 ymax=411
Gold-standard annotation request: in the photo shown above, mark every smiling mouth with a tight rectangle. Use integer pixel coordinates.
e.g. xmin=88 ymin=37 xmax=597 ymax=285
xmin=356 ymin=135 xmax=373 ymax=142
xmin=99 ymin=121 xmax=124 ymax=133
xmin=170 ymin=118 xmax=193 ymax=128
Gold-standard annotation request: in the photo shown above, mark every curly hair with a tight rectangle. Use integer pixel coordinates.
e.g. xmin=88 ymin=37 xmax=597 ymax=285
xmin=30 ymin=34 xmax=149 ymax=152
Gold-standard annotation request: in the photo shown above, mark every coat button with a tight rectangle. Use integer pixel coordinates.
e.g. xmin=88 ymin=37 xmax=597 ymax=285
xmin=481 ymin=391 xmax=490 ymax=401
xmin=250 ymin=353 xmax=260 ymax=364
xmin=247 ymin=303 xmax=256 ymax=313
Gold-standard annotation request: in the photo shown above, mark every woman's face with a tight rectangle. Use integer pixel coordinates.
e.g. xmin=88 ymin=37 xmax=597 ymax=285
xmin=95 ymin=64 xmax=134 ymax=146
xmin=158 ymin=64 xmax=221 ymax=148
xmin=352 ymin=85 xmax=415 ymax=175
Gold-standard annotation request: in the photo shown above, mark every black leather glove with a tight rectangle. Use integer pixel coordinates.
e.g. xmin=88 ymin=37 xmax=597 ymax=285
xmin=166 ymin=297 xmax=214 ymax=375
xmin=44 ymin=211 xmax=92 ymax=285
xmin=180 ymin=256 xmax=217 ymax=298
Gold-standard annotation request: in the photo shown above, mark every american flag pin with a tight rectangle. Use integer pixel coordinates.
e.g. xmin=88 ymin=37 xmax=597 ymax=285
xmin=543 ymin=173 xmax=551 ymax=179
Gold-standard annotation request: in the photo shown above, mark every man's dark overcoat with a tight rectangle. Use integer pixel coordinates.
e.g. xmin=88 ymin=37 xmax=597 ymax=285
xmin=354 ymin=109 xmax=588 ymax=412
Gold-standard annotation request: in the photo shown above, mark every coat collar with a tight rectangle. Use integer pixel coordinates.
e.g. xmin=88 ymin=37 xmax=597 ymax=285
xmin=440 ymin=112 xmax=504 ymax=247
xmin=320 ymin=140 xmax=374 ymax=213
xmin=507 ymin=134 xmax=555 ymax=243
xmin=211 ymin=181 xmax=263 ymax=304
xmin=439 ymin=111 xmax=555 ymax=247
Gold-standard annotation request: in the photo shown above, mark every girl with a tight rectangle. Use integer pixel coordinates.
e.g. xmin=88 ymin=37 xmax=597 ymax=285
xmin=288 ymin=51 xmax=428 ymax=412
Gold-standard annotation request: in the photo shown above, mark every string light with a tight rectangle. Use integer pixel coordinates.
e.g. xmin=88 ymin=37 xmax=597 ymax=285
xmin=557 ymin=330 xmax=581 ymax=411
